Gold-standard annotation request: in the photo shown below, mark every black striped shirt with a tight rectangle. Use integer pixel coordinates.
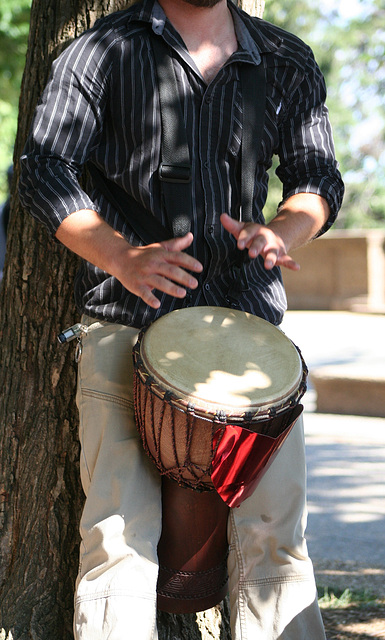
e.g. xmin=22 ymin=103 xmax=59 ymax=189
xmin=19 ymin=0 xmax=344 ymax=328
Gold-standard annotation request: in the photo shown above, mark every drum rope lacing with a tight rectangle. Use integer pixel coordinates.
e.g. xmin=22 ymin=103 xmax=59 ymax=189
xmin=133 ymin=338 xmax=308 ymax=492
xmin=134 ymin=370 xmax=215 ymax=490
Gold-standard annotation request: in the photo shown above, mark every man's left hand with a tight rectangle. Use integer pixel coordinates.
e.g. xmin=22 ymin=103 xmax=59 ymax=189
xmin=220 ymin=213 xmax=300 ymax=271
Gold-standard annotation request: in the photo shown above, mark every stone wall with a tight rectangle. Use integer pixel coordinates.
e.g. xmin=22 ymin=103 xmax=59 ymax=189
xmin=282 ymin=229 xmax=385 ymax=312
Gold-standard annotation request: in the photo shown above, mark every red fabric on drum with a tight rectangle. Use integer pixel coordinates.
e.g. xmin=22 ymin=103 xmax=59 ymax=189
xmin=211 ymin=405 xmax=303 ymax=508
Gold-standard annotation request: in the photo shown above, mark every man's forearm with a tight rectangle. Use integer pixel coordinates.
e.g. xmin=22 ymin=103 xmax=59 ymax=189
xmin=55 ymin=209 xmax=203 ymax=309
xmin=55 ymin=208 xmax=129 ymax=276
xmin=268 ymin=193 xmax=330 ymax=253
xmin=220 ymin=192 xmax=330 ymax=271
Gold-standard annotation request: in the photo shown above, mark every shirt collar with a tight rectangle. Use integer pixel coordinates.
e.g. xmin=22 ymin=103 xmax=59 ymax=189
xmin=229 ymin=2 xmax=283 ymax=55
xmin=126 ymin=0 xmax=282 ymax=65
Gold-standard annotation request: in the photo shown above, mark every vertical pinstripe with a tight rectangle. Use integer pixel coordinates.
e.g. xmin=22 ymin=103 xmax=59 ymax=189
xmin=19 ymin=0 xmax=344 ymax=328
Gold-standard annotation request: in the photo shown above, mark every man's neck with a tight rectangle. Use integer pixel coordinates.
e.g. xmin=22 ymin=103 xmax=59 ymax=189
xmin=158 ymin=0 xmax=238 ymax=83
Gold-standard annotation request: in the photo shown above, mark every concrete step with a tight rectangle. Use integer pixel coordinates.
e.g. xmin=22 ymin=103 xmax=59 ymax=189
xmin=310 ymin=364 xmax=385 ymax=418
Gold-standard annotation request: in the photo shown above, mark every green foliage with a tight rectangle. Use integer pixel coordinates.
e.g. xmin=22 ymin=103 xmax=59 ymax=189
xmin=0 ymin=0 xmax=384 ymax=228
xmin=0 ymin=99 xmax=16 ymax=196
xmin=0 ymin=0 xmax=31 ymax=200
xmin=263 ymin=0 xmax=385 ymax=229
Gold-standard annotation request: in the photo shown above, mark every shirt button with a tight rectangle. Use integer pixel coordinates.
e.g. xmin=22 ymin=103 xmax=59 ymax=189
xmin=208 ymin=225 xmax=214 ymax=234
xmin=184 ymin=293 xmax=192 ymax=307
xmin=204 ymin=283 xmax=210 ymax=291
xmin=204 ymin=161 xmax=209 ymax=169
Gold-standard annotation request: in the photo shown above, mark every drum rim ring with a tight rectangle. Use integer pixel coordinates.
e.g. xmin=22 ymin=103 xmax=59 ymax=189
xmin=133 ymin=339 xmax=308 ymax=427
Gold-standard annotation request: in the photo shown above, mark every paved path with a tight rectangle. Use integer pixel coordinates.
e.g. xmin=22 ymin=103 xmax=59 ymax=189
xmin=280 ymin=312 xmax=385 ymax=572
xmin=304 ymin=413 xmax=385 ymax=567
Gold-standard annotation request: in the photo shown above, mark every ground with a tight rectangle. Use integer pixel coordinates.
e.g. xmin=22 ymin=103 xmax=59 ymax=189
xmin=321 ymin=606 xmax=385 ymax=640
xmin=314 ymin=560 xmax=385 ymax=640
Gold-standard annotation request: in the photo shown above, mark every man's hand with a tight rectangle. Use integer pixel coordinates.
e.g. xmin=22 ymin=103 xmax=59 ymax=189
xmin=220 ymin=213 xmax=300 ymax=271
xmin=221 ymin=194 xmax=331 ymax=271
xmin=114 ymin=233 xmax=203 ymax=309
xmin=55 ymin=210 xmax=203 ymax=309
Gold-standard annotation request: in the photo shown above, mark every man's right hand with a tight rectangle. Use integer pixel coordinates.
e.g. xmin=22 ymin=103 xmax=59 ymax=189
xmin=55 ymin=209 xmax=203 ymax=309
xmin=114 ymin=233 xmax=203 ymax=309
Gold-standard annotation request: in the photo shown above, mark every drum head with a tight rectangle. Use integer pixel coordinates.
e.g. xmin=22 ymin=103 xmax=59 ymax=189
xmin=140 ymin=307 xmax=302 ymax=416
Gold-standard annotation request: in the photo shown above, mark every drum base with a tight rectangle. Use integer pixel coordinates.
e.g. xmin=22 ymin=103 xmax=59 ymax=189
xmin=157 ymin=561 xmax=229 ymax=614
xmin=157 ymin=476 xmax=229 ymax=614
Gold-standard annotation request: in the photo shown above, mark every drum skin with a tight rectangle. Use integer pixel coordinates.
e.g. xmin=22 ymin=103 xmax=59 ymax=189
xmin=132 ymin=306 xmax=307 ymax=613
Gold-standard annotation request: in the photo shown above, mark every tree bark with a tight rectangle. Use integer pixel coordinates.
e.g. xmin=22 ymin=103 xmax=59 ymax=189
xmin=0 ymin=2 xmax=134 ymax=638
xmin=0 ymin=0 xmax=261 ymax=638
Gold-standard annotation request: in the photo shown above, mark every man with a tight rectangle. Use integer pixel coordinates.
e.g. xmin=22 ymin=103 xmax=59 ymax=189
xmin=19 ymin=0 xmax=344 ymax=637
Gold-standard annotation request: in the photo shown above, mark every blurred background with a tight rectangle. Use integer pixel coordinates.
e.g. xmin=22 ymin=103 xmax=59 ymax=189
xmin=0 ymin=1 xmax=30 ymax=199
xmin=1 ymin=0 xmax=384 ymax=390
xmin=0 ymin=2 xmax=384 ymax=632
xmin=0 ymin=0 xmax=384 ymax=228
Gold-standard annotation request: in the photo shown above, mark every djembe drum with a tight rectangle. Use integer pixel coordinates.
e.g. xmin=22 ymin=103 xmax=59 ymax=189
xmin=133 ymin=306 xmax=307 ymax=613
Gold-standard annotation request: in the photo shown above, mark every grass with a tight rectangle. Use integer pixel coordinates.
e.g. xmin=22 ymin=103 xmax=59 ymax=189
xmin=318 ymin=585 xmax=385 ymax=609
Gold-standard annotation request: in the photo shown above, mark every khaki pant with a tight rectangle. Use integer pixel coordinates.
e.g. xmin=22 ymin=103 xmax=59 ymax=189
xmin=74 ymin=318 xmax=325 ymax=640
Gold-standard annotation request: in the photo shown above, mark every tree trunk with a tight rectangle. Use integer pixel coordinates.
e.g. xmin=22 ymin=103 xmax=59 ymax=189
xmin=0 ymin=2 xmax=135 ymax=638
xmin=0 ymin=0 xmax=261 ymax=637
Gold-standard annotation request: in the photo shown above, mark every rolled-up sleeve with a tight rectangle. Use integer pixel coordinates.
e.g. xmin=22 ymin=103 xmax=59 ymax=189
xmin=19 ymin=25 xmax=115 ymax=237
xmin=276 ymin=48 xmax=344 ymax=234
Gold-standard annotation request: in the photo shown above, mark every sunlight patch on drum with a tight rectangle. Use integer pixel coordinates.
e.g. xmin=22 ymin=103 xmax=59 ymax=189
xmin=163 ymin=351 xmax=184 ymax=361
xmin=138 ymin=307 xmax=304 ymax=410
xmin=201 ymin=311 xmax=236 ymax=327
xmin=193 ymin=368 xmax=272 ymax=406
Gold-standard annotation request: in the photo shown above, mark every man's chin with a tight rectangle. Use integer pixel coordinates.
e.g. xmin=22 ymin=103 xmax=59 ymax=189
xmin=181 ymin=0 xmax=224 ymax=7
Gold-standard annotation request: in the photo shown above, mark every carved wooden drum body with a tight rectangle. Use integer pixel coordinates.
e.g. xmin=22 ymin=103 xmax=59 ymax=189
xmin=133 ymin=306 xmax=307 ymax=613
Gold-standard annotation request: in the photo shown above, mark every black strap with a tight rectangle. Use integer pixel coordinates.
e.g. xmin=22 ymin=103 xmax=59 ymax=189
xmin=151 ymin=36 xmax=192 ymax=238
xmin=240 ymin=62 xmax=266 ymax=223
xmin=226 ymin=61 xmax=267 ymax=305
xmin=87 ymin=163 xmax=170 ymax=245
xmin=87 ymin=39 xmax=266 ymax=261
